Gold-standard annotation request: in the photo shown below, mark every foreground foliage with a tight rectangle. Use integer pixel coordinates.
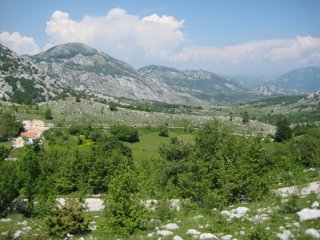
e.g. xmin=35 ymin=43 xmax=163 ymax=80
xmin=45 ymin=199 xmax=90 ymax=238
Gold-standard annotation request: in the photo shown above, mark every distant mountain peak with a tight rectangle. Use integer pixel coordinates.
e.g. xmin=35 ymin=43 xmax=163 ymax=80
xmin=274 ymin=66 xmax=320 ymax=93
xmin=33 ymin=42 xmax=99 ymax=61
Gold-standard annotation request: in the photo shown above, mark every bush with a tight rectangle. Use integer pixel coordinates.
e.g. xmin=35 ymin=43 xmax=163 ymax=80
xmin=0 ymin=111 xmax=21 ymax=141
xmin=246 ymin=224 xmax=270 ymax=240
xmin=105 ymin=168 xmax=148 ymax=235
xmin=159 ymin=137 xmax=191 ymax=161
xmin=110 ymin=125 xmax=139 ymax=143
xmin=45 ymin=199 xmax=90 ymax=238
xmin=274 ymin=118 xmax=292 ymax=142
xmin=44 ymin=108 xmax=53 ymax=120
xmin=0 ymin=146 xmax=9 ymax=162
xmin=279 ymin=194 xmax=300 ymax=213
xmin=0 ymin=162 xmax=19 ymax=217
xmin=69 ymin=126 xmax=84 ymax=136
xmin=159 ymin=124 xmax=169 ymax=137
xmin=109 ymin=102 xmax=118 ymax=111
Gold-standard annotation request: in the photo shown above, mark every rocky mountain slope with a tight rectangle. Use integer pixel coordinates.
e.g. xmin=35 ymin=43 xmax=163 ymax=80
xmin=27 ymin=43 xmax=263 ymax=105
xmin=251 ymin=84 xmax=300 ymax=96
xmin=27 ymin=43 xmax=161 ymax=102
xmin=139 ymin=65 xmax=255 ymax=103
xmin=274 ymin=67 xmax=320 ymax=93
xmin=0 ymin=44 xmax=66 ymax=104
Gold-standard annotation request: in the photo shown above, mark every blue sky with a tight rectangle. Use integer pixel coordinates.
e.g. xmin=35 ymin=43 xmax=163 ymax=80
xmin=1 ymin=0 xmax=320 ymax=75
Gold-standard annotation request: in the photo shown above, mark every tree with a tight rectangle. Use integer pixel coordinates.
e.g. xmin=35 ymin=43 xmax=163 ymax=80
xmin=0 ymin=111 xmax=21 ymax=141
xmin=44 ymin=108 xmax=53 ymax=120
xmin=45 ymin=199 xmax=90 ymax=238
xmin=242 ymin=111 xmax=249 ymax=124
xmin=0 ymin=146 xmax=9 ymax=162
xmin=0 ymin=161 xmax=19 ymax=217
xmin=19 ymin=143 xmax=41 ymax=216
xmin=75 ymin=96 xmax=81 ymax=102
xmin=110 ymin=125 xmax=139 ymax=143
xmin=274 ymin=118 xmax=292 ymax=142
xmin=229 ymin=112 xmax=233 ymax=122
xmin=109 ymin=102 xmax=118 ymax=111
xmin=159 ymin=124 xmax=169 ymax=137
xmin=105 ymin=168 xmax=148 ymax=235
xmin=159 ymin=137 xmax=191 ymax=161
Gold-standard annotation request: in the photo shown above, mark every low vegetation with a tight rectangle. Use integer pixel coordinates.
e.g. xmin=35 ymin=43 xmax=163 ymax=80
xmin=0 ymin=98 xmax=319 ymax=239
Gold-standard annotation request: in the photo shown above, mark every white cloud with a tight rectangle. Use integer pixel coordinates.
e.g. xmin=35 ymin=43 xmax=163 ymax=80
xmin=175 ymin=36 xmax=320 ymax=63
xmin=45 ymin=8 xmax=185 ymax=59
xmin=1 ymin=8 xmax=319 ymax=74
xmin=0 ymin=31 xmax=40 ymax=55
xmin=172 ymin=36 xmax=320 ymax=73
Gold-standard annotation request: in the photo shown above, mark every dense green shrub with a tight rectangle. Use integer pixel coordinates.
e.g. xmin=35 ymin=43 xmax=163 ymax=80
xmin=44 ymin=108 xmax=53 ymax=120
xmin=159 ymin=137 xmax=191 ymax=161
xmin=274 ymin=118 xmax=292 ymax=142
xmin=0 ymin=111 xmax=21 ymax=141
xmin=69 ymin=126 xmax=85 ymax=136
xmin=159 ymin=124 xmax=169 ymax=137
xmin=246 ymin=224 xmax=270 ymax=240
xmin=105 ymin=168 xmax=148 ymax=235
xmin=158 ymin=121 xmax=271 ymax=208
xmin=45 ymin=199 xmax=90 ymax=238
xmin=0 ymin=161 xmax=19 ymax=217
xmin=0 ymin=146 xmax=9 ymax=162
xmin=109 ymin=101 xmax=118 ymax=111
xmin=110 ymin=125 xmax=139 ymax=143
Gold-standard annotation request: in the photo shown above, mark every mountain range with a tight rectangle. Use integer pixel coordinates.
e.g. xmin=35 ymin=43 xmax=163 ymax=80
xmin=1 ymin=42 xmax=320 ymax=105
xmin=0 ymin=44 xmax=67 ymax=104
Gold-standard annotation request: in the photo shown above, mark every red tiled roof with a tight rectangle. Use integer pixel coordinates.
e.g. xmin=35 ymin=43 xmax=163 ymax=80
xmin=22 ymin=131 xmax=37 ymax=138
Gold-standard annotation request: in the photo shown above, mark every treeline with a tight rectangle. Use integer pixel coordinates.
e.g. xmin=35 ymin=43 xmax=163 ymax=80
xmin=0 ymin=120 xmax=319 ymax=237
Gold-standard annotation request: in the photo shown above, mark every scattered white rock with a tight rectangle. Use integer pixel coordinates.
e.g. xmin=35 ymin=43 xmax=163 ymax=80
xmin=13 ymin=230 xmax=23 ymax=239
xmin=239 ymin=231 xmax=245 ymax=236
xmin=250 ymin=214 xmax=269 ymax=223
xmin=186 ymin=229 xmax=201 ymax=235
xmin=66 ymin=233 xmax=73 ymax=238
xmin=275 ymin=181 xmax=320 ymax=197
xmin=305 ymin=228 xmax=320 ymax=239
xmin=170 ymin=199 xmax=181 ymax=211
xmin=143 ymin=199 xmax=159 ymax=210
xmin=88 ymin=225 xmax=97 ymax=231
xmin=221 ymin=235 xmax=233 ymax=240
xmin=199 ymin=233 xmax=219 ymax=239
xmin=221 ymin=207 xmax=250 ymax=220
xmin=173 ymin=235 xmax=184 ymax=240
xmin=79 ymin=237 xmax=85 ymax=240
xmin=277 ymin=230 xmax=293 ymax=240
xmin=147 ymin=233 xmax=153 ymax=238
xmin=312 ymin=201 xmax=319 ymax=209
xmin=194 ymin=214 xmax=204 ymax=219
xmin=157 ymin=230 xmax=174 ymax=237
xmin=84 ymin=198 xmax=104 ymax=211
xmin=18 ymin=220 xmax=28 ymax=226
xmin=162 ymin=223 xmax=179 ymax=230
xmin=0 ymin=218 xmax=12 ymax=222
xmin=292 ymin=222 xmax=300 ymax=228
xmin=297 ymin=208 xmax=320 ymax=221
xmin=22 ymin=226 xmax=32 ymax=231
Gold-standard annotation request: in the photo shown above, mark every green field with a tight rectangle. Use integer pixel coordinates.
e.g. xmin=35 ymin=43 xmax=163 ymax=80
xmin=125 ymin=128 xmax=194 ymax=164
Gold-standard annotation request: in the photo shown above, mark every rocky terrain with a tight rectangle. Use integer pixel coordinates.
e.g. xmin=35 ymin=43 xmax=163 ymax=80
xmin=27 ymin=43 xmax=255 ymax=105
xmin=251 ymin=84 xmax=299 ymax=96
xmin=26 ymin=43 xmax=161 ymax=102
xmin=274 ymin=67 xmax=320 ymax=93
xmin=0 ymin=44 xmax=67 ymax=104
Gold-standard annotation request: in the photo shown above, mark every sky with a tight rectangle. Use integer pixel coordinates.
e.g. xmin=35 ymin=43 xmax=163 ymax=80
xmin=0 ymin=0 xmax=320 ymax=75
